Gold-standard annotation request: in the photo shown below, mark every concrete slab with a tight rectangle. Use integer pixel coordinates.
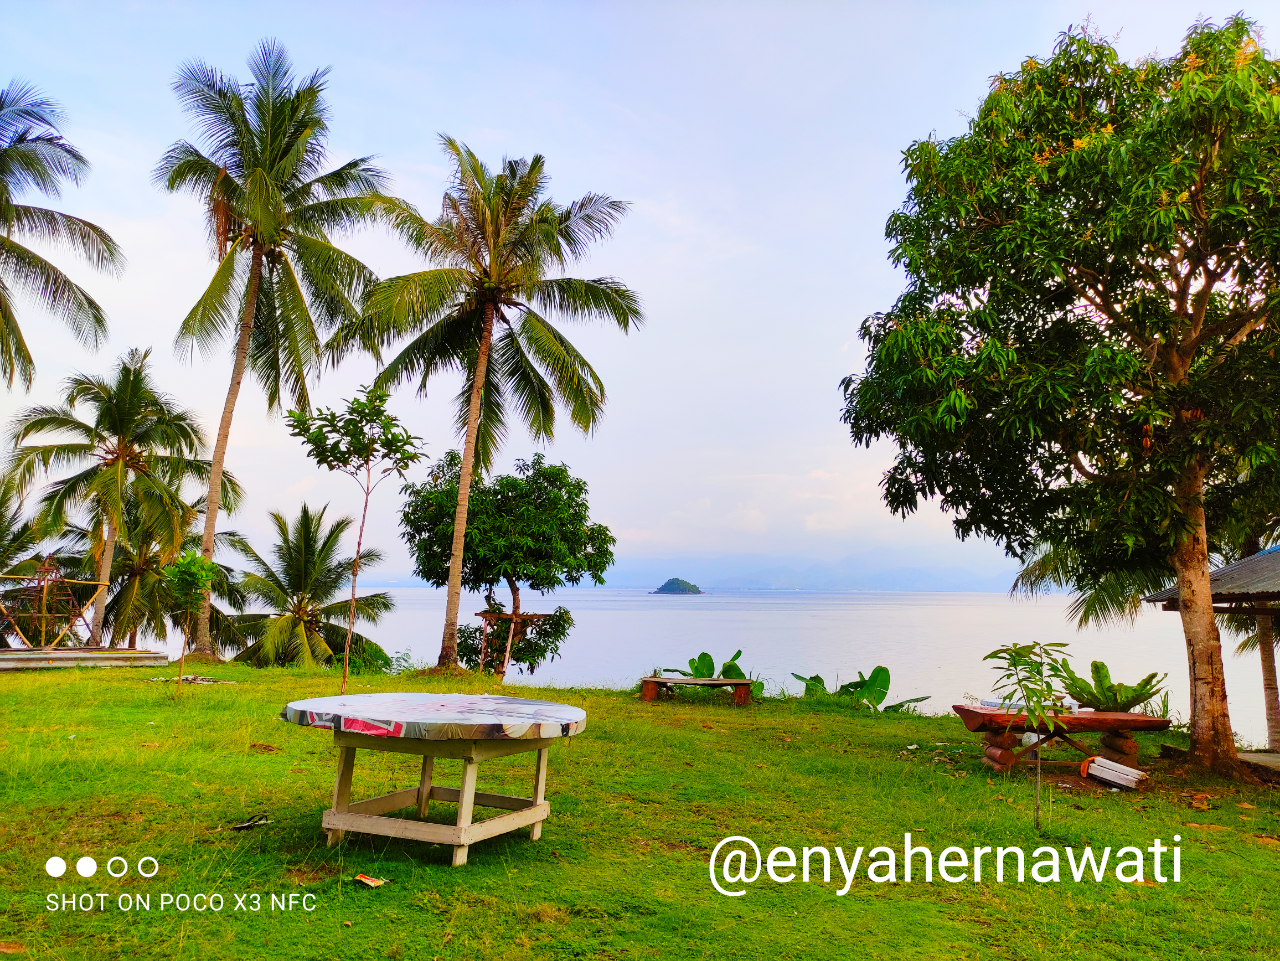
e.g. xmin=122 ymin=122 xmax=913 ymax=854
xmin=0 ymin=649 xmax=169 ymax=671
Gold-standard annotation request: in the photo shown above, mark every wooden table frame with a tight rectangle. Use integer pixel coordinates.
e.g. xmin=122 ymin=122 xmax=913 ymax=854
xmin=639 ymin=676 xmax=753 ymax=706
xmin=323 ymin=729 xmax=554 ymax=866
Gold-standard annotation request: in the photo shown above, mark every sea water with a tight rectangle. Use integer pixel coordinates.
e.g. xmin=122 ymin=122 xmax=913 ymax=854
xmin=371 ymin=587 xmax=1272 ymax=749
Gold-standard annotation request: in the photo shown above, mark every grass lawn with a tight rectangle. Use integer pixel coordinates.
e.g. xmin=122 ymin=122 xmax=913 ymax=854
xmin=1 ymin=665 xmax=1277 ymax=960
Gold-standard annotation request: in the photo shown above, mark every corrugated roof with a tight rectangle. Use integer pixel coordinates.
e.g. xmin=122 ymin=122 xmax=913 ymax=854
xmin=1144 ymin=546 xmax=1280 ymax=603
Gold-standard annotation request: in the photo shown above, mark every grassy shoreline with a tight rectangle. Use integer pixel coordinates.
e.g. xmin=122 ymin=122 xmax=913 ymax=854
xmin=1 ymin=665 xmax=1277 ymax=960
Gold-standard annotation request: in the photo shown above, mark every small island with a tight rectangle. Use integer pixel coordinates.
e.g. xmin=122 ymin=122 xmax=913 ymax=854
xmin=651 ymin=577 xmax=704 ymax=595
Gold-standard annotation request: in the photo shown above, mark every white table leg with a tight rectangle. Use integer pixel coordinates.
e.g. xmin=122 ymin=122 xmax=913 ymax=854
xmin=451 ymin=758 xmax=479 ymax=867
xmin=327 ymin=746 xmax=356 ymax=846
xmin=416 ymin=755 xmax=434 ymax=818
xmin=530 ymin=747 xmax=549 ymax=841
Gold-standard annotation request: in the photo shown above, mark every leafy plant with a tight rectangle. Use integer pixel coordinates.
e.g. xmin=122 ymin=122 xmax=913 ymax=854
xmin=1055 ymin=659 xmax=1166 ymax=713
xmin=289 ymin=385 xmax=421 ymax=693
xmin=664 ymin=650 xmax=743 ymax=679
xmin=162 ymin=550 xmax=218 ymax=694
xmin=984 ymin=641 xmax=1069 ymax=831
xmin=1139 ymin=691 xmax=1171 ymax=720
xmin=791 ymin=666 xmax=929 ymax=712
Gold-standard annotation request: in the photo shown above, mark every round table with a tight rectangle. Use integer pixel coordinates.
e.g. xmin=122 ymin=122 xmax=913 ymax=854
xmin=282 ymin=693 xmax=587 ymax=866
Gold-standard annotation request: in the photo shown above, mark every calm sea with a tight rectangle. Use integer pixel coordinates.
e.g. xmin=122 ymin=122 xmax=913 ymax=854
xmin=366 ymin=587 xmax=1272 ymax=749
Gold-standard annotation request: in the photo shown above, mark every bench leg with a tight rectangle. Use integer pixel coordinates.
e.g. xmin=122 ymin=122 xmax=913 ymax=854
xmin=529 ymin=747 xmax=549 ymax=841
xmin=327 ymin=746 xmax=356 ymax=846
xmin=451 ymin=758 xmax=479 ymax=867
xmin=640 ymin=678 xmax=660 ymax=702
xmin=733 ymin=683 xmax=751 ymax=707
xmin=416 ymin=755 xmax=434 ymax=818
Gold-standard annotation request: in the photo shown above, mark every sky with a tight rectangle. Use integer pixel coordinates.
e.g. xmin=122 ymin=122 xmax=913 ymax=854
xmin=2 ymin=0 xmax=1277 ymax=590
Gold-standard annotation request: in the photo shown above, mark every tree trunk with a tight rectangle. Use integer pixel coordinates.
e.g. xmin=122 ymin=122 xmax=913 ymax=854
xmin=1257 ymin=614 xmax=1280 ymax=752
xmin=195 ymin=246 xmax=263 ymax=656
xmin=1170 ymin=465 xmax=1240 ymax=774
xmin=89 ymin=517 xmax=118 ymax=647
xmin=498 ymin=575 xmax=521 ymax=679
xmin=438 ymin=301 xmax=495 ymax=668
xmin=128 ymin=627 xmax=137 ymax=650
xmin=341 ymin=465 xmax=372 ymax=695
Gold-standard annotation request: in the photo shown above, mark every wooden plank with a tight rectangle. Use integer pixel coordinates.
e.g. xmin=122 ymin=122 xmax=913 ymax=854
xmin=416 ymin=756 xmax=434 ymax=818
xmin=348 ymin=788 xmax=418 ymax=816
xmin=952 ymin=704 xmax=1171 ymax=734
xmin=639 ymin=676 xmax=752 ymax=689
xmin=530 ymin=747 xmax=549 ymax=841
xmin=327 ymin=746 xmax=356 ymax=847
xmin=333 ymin=730 xmax=555 ymax=761
xmin=462 ymin=802 xmax=551 ymax=844
xmin=322 ymin=810 xmax=463 ymax=845
xmin=427 ymin=785 xmax=534 ymax=811
xmin=452 ymin=759 xmax=479 ymax=867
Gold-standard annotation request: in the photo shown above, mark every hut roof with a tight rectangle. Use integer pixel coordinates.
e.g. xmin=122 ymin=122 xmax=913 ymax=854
xmin=1144 ymin=546 xmax=1280 ymax=605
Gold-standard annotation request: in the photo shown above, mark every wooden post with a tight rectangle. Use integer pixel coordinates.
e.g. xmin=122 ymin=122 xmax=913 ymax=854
xmin=529 ymin=747 xmax=549 ymax=841
xmin=733 ymin=682 xmax=751 ymax=707
xmin=416 ymin=755 xmax=435 ymax=818
xmin=327 ymin=746 xmax=356 ymax=846
xmin=640 ymin=678 xmax=660 ymax=702
xmin=452 ymin=758 xmax=479 ymax=867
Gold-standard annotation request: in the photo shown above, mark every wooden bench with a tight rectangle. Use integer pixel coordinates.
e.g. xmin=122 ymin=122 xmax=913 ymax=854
xmin=953 ymin=704 xmax=1171 ymax=773
xmin=640 ymin=676 xmax=753 ymax=707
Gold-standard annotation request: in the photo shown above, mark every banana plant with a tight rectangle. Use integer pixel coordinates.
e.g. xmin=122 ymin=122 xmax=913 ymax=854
xmin=791 ymin=666 xmax=928 ymax=713
xmin=663 ymin=650 xmax=745 ymax=679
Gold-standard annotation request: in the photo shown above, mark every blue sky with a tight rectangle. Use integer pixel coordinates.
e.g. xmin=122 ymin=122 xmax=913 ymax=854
xmin=2 ymin=1 xmax=1275 ymax=588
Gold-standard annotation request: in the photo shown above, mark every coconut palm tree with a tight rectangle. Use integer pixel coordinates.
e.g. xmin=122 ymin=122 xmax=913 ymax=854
xmin=6 ymin=349 xmax=238 ymax=645
xmin=0 ymin=81 xmax=123 ymax=387
xmin=98 ymin=497 xmax=245 ymax=651
xmin=153 ymin=39 xmax=389 ymax=654
xmin=228 ymin=503 xmax=392 ymax=668
xmin=334 ymin=137 xmax=641 ymax=666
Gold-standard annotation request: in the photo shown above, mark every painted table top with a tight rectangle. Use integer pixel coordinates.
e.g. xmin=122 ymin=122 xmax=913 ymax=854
xmin=281 ymin=692 xmax=587 ymax=741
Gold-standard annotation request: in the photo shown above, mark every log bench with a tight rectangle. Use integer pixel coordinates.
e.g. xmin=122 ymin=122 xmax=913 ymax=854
xmin=640 ymin=676 xmax=753 ymax=706
xmin=953 ymin=704 xmax=1171 ymax=774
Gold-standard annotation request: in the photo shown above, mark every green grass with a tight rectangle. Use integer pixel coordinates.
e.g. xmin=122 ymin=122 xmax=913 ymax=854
xmin=1 ymin=665 xmax=1277 ymax=960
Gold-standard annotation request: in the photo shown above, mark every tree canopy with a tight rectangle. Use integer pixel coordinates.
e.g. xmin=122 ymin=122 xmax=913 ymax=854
xmin=401 ymin=451 xmax=615 ymax=598
xmin=841 ymin=16 xmax=1280 ymax=773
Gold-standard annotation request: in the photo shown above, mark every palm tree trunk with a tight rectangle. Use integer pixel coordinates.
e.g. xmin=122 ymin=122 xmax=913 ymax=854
xmin=1170 ymin=463 xmax=1240 ymax=775
xmin=195 ymin=246 xmax=264 ymax=656
xmin=341 ymin=463 xmax=372 ymax=695
xmin=438 ymin=302 xmax=495 ymax=668
xmin=128 ymin=627 xmax=137 ymax=650
xmin=89 ymin=517 xmax=118 ymax=647
xmin=1257 ymin=614 xmax=1280 ymax=751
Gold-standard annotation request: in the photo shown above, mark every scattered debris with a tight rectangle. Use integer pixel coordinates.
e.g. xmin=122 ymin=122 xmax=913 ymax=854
xmin=149 ymin=675 xmax=235 ymax=685
xmin=353 ymin=874 xmax=389 ymax=888
xmin=906 ymin=744 xmax=920 ymax=750
xmin=250 ymin=743 xmax=281 ymax=754
xmin=231 ymin=815 xmax=273 ymax=831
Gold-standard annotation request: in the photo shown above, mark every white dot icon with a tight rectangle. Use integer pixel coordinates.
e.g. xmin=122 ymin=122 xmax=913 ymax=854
xmin=45 ymin=856 xmax=66 ymax=878
xmin=75 ymin=856 xmax=97 ymax=878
